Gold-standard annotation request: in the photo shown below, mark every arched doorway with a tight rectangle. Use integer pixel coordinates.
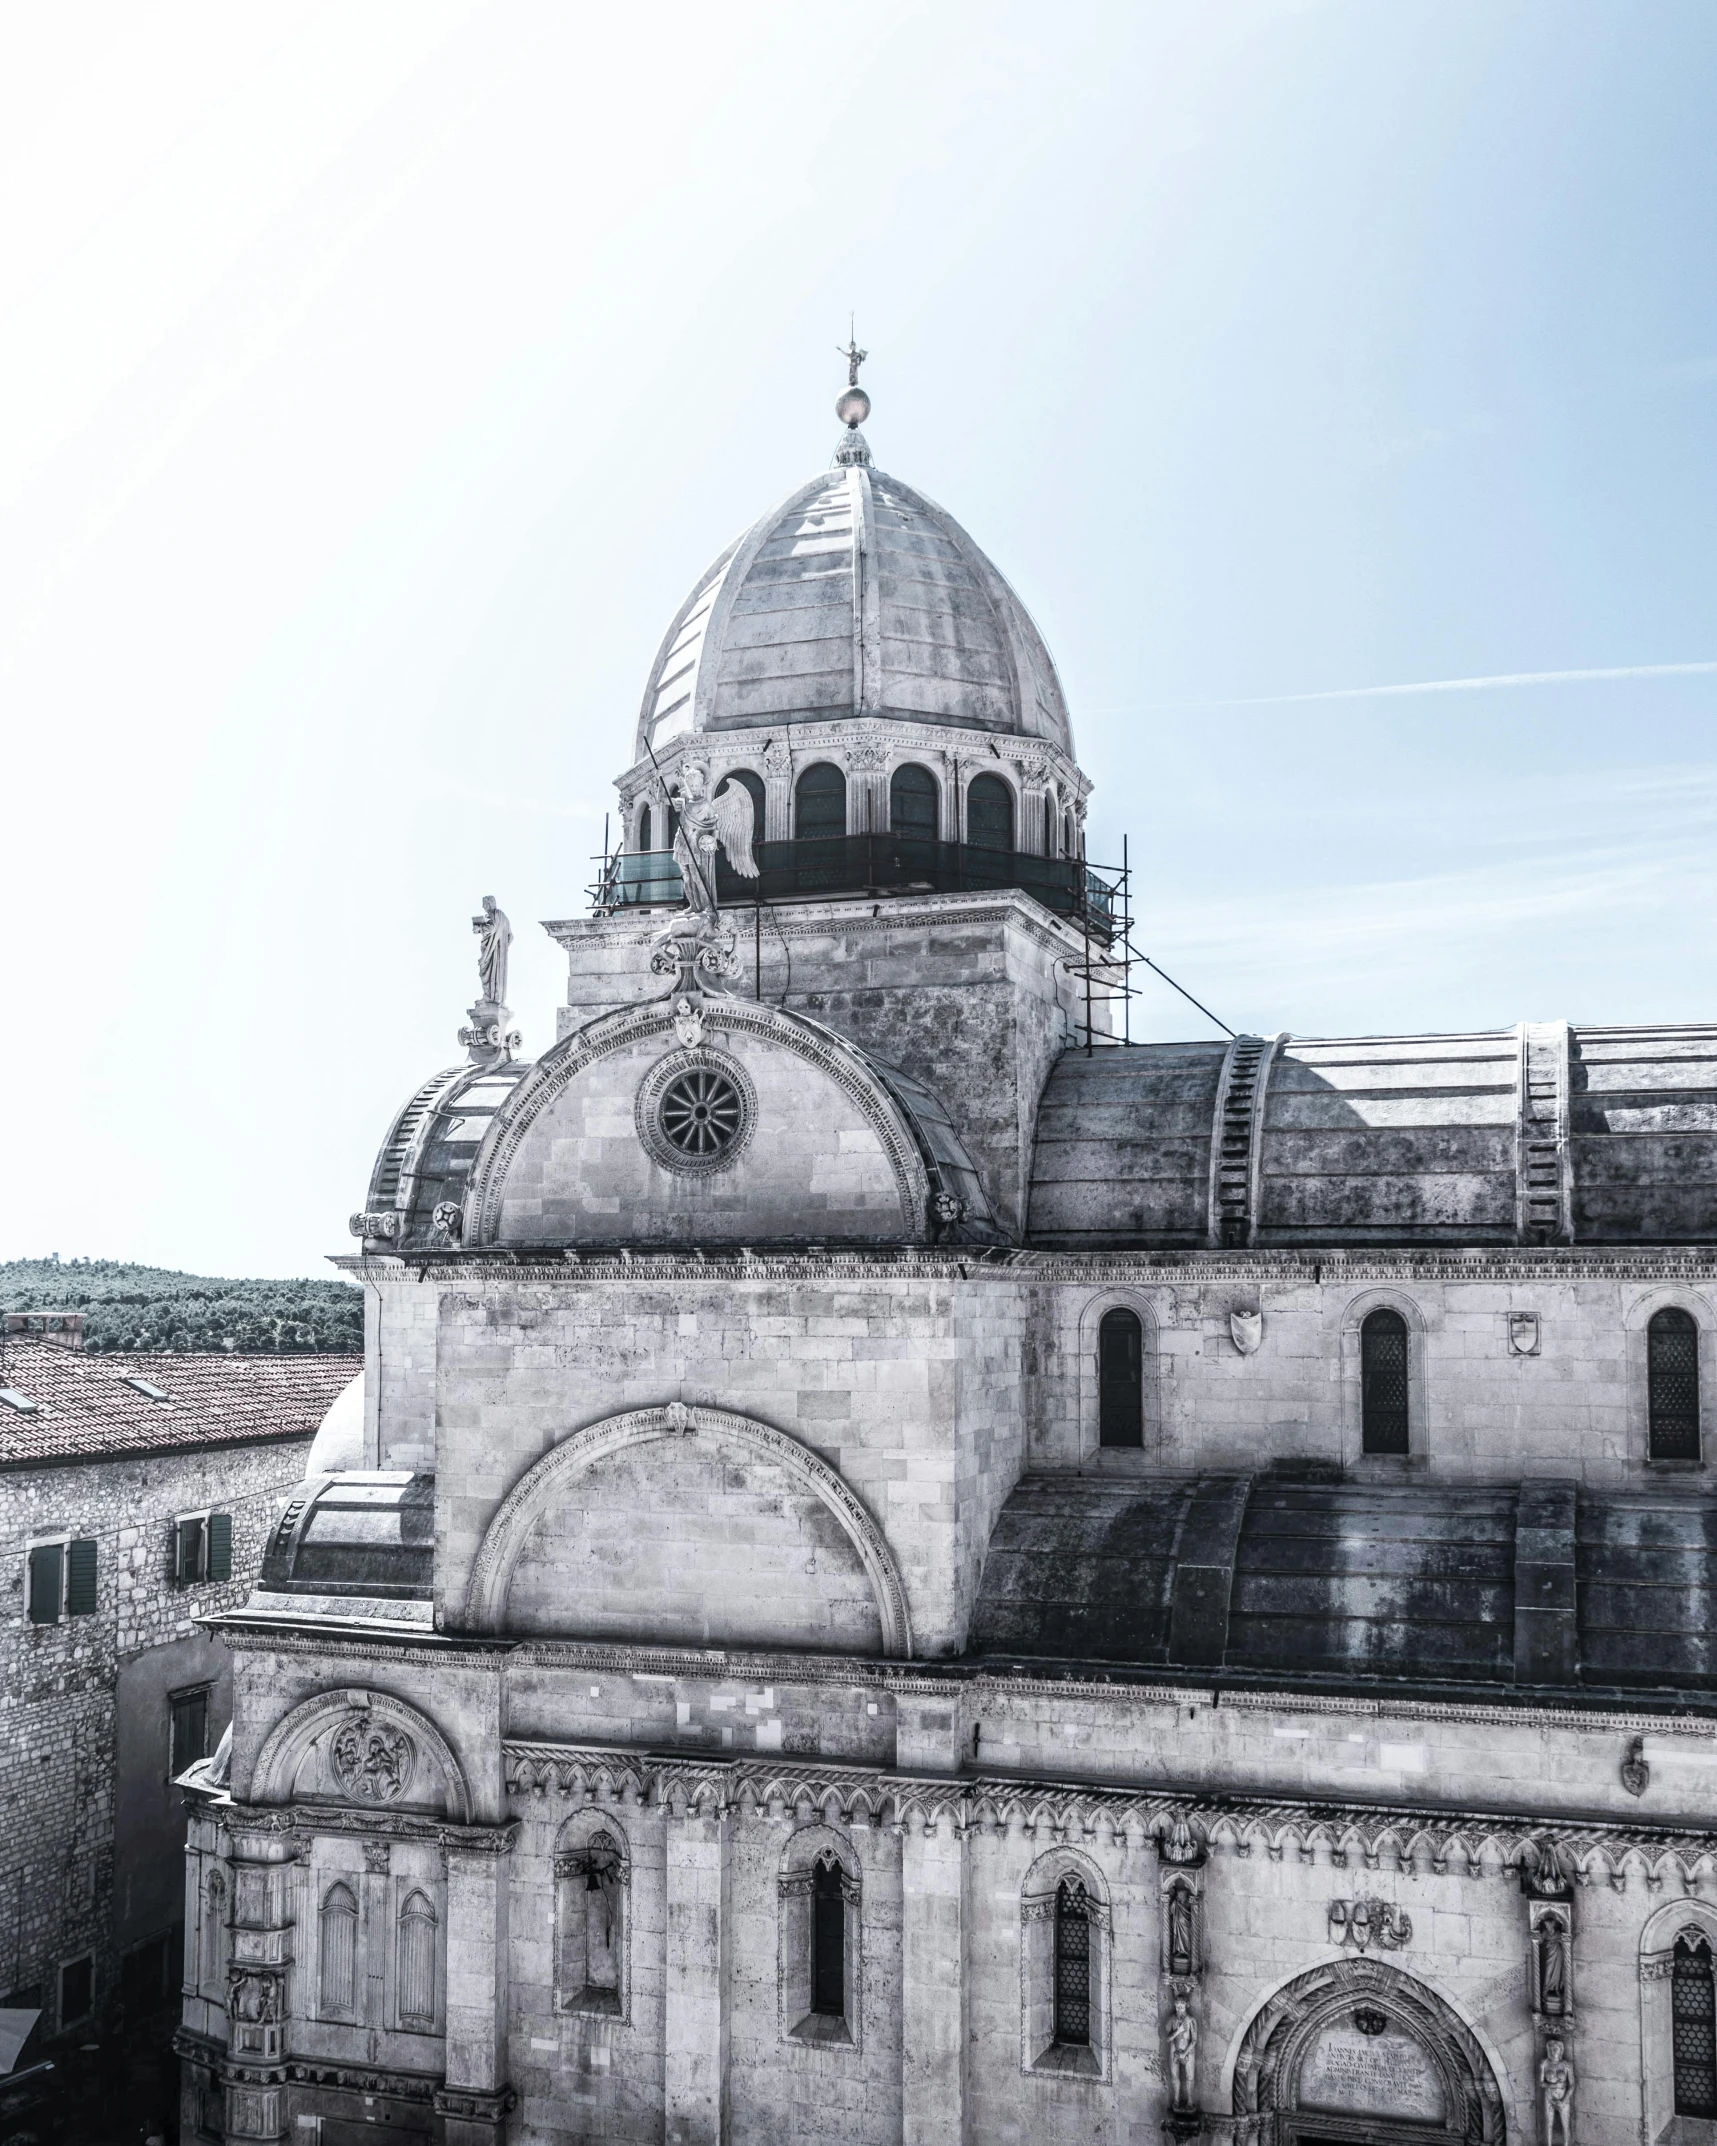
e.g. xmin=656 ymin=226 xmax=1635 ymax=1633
xmin=1231 ymin=1958 xmax=1506 ymax=2144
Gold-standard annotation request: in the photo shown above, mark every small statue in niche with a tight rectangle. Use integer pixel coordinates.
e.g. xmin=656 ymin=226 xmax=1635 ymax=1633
xmin=1537 ymin=1912 xmax=1569 ymax=2016
xmin=472 ymin=895 xmax=511 ymax=1006
xmin=1539 ymin=2035 xmax=1575 ymax=2144
xmin=1166 ymin=1987 xmax=1199 ymax=2109
xmin=1167 ymin=1879 xmax=1196 ymax=1977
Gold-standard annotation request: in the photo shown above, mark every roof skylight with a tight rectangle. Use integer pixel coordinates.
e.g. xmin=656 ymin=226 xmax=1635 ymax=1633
xmin=0 ymin=1388 xmax=41 ymax=1414
xmin=121 ymin=1377 xmax=171 ymax=1402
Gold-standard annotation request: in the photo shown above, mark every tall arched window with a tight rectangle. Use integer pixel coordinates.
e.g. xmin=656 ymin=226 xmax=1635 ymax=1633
xmin=795 ymin=763 xmax=846 ymax=841
xmin=965 ymin=772 xmax=1014 ymax=852
xmin=1361 ymin=1308 xmax=1411 ymax=1454
xmin=718 ymin=769 xmax=765 ymax=851
xmin=1098 ymin=1308 xmax=1143 ymax=1447
xmin=318 ymin=1881 xmax=357 ymax=2016
xmin=811 ymin=1856 xmax=845 ymax=2019
xmin=1649 ymin=1308 xmax=1702 ymax=1461
xmin=1675 ymin=1932 xmax=1717 ymax=2115
xmin=1053 ymin=1880 xmax=1091 ymax=2047
xmin=637 ymin=803 xmax=652 ymax=852
xmin=557 ymin=1828 xmax=626 ymax=2015
xmin=889 ymin=763 xmax=939 ymax=841
xmin=396 ymin=1890 xmax=437 ymax=2030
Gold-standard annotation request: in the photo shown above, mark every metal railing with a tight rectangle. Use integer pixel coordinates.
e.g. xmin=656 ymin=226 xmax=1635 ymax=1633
xmin=589 ymin=835 xmax=1119 ymax=941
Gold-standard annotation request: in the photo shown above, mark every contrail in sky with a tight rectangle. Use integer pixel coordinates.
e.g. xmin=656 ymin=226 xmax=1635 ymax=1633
xmin=1138 ymin=660 xmax=1717 ymax=710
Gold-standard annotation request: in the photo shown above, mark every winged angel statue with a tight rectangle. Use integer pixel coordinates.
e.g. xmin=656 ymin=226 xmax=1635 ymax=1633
xmin=663 ymin=761 xmax=758 ymax=924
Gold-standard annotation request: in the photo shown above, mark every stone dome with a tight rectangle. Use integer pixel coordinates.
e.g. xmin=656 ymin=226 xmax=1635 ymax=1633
xmin=634 ymin=454 xmax=1073 ymax=758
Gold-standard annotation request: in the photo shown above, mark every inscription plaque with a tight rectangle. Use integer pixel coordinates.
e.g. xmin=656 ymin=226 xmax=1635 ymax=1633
xmin=1300 ymin=2025 xmax=1444 ymax=2122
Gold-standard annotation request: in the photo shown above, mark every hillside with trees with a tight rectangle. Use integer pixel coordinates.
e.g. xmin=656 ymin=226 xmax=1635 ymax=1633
xmin=0 ymin=1255 xmax=363 ymax=1354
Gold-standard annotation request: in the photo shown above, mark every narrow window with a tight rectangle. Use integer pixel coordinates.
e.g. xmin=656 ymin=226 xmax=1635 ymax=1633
xmin=558 ymin=1830 xmax=624 ymax=2012
xmin=175 ymin=1516 xmax=207 ymax=1586
xmin=638 ymin=803 xmax=652 ymax=852
xmin=28 ymin=1542 xmax=63 ymax=1624
xmin=1098 ymin=1308 xmax=1144 ymax=1447
xmin=1675 ymin=1933 xmax=1717 ymax=2116
xmin=889 ymin=762 xmax=939 ymax=841
xmin=811 ymin=1857 xmax=845 ymax=2017
xmin=965 ymin=772 xmax=1014 ymax=852
xmin=170 ymin=1686 xmax=210 ymax=1776
xmin=319 ymin=1882 xmax=357 ymax=2015
xmin=397 ymin=1890 xmax=437 ymax=2029
xmin=795 ymin=763 xmax=846 ymax=841
xmin=65 ymin=1538 xmax=98 ymax=1616
xmin=719 ymin=769 xmax=766 ymax=850
xmin=59 ymin=1956 xmax=93 ymax=2028
xmin=1052 ymin=1880 xmax=1091 ymax=2046
xmin=1360 ymin=1308 xmax=1411 ymax=1454
xmin=1649 ymin=1308 xmax=1702 ymax=1461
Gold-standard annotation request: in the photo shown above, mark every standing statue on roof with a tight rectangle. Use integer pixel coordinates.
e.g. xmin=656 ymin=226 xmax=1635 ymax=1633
xmin=472 ymin=895 xmax=511 ymax=1006
xmin=660 ymin=761 xmax=758 ymax=926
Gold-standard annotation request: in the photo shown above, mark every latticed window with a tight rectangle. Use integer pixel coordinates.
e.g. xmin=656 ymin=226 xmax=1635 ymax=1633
xmin=966 ymin=773 xmax=1014 ymax=853
xmin=319 ymin=1882 xmax=357 ymax=2015
xmin=1053 ymin=1880 xmax=1091 ymax=2046
xmin=1098 ymin=1308 xmax=1143 ymax=1447
xmin=1674 ymin=1933 xmax=1717 ymax=2116
xmin=1361 ymin=1309 xmax=1410 ymax=1454
xmin=1650 ymin=1308 xmax=1702 ymax=1461
xmin=890 ymin=762 xmax=939 ymax=840
xmin=396 ymin=1890 xmax=437 ymax=2029
xmin=795 ymin=763 xmax=846 ymax=841
xmin=811 ymin=1857 xmax=845 ymax=2018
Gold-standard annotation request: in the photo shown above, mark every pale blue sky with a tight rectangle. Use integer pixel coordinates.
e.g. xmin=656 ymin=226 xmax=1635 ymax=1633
xmin=3 ymin=0 xmax=1713 ymax=1274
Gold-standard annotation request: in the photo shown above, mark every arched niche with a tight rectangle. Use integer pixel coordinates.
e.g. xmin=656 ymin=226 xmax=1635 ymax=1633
xmin=462 ymin=1404 xmax=913 ymax=1657
xmin=1229 ymin=1956 xmax=1506 ymax=2142
xmin=248 ymin=1687 xmax=470 ymax=1822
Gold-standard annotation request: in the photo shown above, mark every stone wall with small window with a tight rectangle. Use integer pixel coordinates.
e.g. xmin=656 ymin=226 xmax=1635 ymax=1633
xmin=0 ymin=1434 xmax=310 ymax=2031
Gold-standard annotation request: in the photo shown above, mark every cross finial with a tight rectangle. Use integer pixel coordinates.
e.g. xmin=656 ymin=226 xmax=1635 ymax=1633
xmin=837 ymin=319 xmax=868 ymax=389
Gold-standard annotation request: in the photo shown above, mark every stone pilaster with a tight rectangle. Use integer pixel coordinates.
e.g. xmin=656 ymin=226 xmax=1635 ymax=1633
xmin=440 ymin=1826 xmax=518 ymax=2146
xmin=901 ymin=1809 xmax=965 ymax=2145
xmin=664 ymin=1803 xmax=730 ymax=2146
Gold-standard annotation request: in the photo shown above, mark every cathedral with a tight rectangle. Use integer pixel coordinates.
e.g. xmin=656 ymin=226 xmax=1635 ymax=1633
xmin=178 ymin=365 xmax=1717 ymax=2146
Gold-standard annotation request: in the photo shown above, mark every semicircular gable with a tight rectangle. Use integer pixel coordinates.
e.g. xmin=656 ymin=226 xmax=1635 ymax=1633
xmin=464 ymin=996 xmax=934 ymax=1248
xmin=462 ymin=1403 xmax=912 ymax=1658
xmin=248 ymin=1687 xmax=470 ymax=1821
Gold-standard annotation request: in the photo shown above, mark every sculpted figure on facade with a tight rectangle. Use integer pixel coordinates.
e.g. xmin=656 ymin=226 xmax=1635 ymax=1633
xmin=660 ymin=761 xmax=758 ymax=927
xmin=472 ymin=894 xmax=511 ymax=1005
xmin=330 ymin=1712 xmax=415 ymax=1804
xmin=1539 ymin=2035 xmax=1575 ymax=2144
xmin=1166 ymin=1988 xmax=1198 ymax=2109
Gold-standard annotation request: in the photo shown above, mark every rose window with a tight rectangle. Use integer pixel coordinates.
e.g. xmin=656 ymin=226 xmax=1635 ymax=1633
xmin=658 ymin=1068 xmax=744 ymax=1159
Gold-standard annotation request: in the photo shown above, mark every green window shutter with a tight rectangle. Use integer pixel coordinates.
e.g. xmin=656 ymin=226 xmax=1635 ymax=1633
xmin=65 ymin=1539 xmax=98 ymax=1616
xmin=29 ymin=1542 xmax=62 ymax=1624
xmin=207 ymin=1512 xmax=232 ymax=1583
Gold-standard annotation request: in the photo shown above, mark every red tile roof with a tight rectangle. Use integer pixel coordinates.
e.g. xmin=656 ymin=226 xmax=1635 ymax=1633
xmin=0 ymin=1339 xmax=360 ymax=1469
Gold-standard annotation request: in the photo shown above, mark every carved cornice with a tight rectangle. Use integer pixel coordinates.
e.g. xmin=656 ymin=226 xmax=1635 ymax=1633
xmin=497 ymin=1738 xmax=1717 ymax=1885
xmin=334 ymin=1244 xmax=1717 ymax=1285
xmin=221 ymin=1799 xmax=516 ymax=1854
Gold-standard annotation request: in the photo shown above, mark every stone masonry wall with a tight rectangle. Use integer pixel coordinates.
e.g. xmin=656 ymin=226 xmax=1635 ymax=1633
xmin=0 ymin=1435 xmax=310 ymax=2025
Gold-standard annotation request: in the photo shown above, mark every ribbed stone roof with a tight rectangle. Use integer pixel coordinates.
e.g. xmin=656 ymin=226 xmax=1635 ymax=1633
xmin=634 ymin=461 xmax=1072 ymax=755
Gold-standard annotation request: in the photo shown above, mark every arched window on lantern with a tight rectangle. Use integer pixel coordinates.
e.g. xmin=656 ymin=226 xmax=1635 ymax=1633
xmin=1361 ymin=1307 xmax=1411 ymax=1455
xmin=965 ymin=772 xmax=1014 ymax=852
xmin=1098 ymin=1308 xmax=1144 ymax=1448
xmin=318 ymin=1881 xmax=358 ymax=2018
xmin=556 ymin=1823 xmax=629 ymax=2018
xmin=1675 ymin=1931 xmax=1717 ymax=2116
xmin=889 ymin=763 xmax=939 ymax=842
xmin=1649 ymin=1307 xmax=1702 ymax=1461
xmin=638 ymin=802 xmax=653 ymax=853
xmin=1053 ymin=1880 xmax=1092 ymax=2047
xmin=795 ymin=763 xmax=847 ymax=841
xmin=396 ymin=1889 xmax=437 ymax=2031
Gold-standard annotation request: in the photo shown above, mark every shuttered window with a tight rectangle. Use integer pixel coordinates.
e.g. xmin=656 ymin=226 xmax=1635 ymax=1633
xmin=1675 ymin=1934 xmax=1717 ymax=2116
xmin=1361 ymin=1309 xmax=1411 ymax=1454
xmin=170 ymin=1686 xmax=210 ymax=1775
xmin=28 ymin=1542 xmax=62 ymax=1624
xmin=65 ymin=1539 xmax=98 ymax=1615
xmin=397 ymin=1890 xmax=437 ymax=2029
xmin=1098 ymin=1309 xmax=1144 ymax=1447
xmin=1649 ymin=1308 xmax=1702 ymax=1461
xmin=207 ymin=1513 xmax=233 ymax=1582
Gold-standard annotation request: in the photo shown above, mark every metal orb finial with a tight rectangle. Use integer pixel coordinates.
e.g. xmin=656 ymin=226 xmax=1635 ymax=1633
xmin=836 ymin=325 xmax=869 ymax=428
